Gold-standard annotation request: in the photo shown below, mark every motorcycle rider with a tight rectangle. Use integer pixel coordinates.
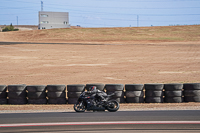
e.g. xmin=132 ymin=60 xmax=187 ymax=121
xmin=86 ymin=86 xmax=107 ymax=102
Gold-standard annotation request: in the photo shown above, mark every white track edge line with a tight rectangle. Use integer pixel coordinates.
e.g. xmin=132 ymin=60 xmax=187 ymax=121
xmin=1 ymin=121 xmax=200 ymax=127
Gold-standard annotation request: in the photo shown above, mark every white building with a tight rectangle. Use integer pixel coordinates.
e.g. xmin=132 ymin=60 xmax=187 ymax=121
xmin=38 ymin=11 xmax=70 ymax=29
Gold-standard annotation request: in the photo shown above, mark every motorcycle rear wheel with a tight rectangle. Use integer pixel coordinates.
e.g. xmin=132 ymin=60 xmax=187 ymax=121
xmin=106 ymin=100 xmax=119 ymax=112
xmin=74 ymin=102 xmax=86 ymax=112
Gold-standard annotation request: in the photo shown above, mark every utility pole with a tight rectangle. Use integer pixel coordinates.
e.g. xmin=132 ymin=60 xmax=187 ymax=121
xmin=17 ymin=16 xmax=18 ymax=27
xmin=41 ymin=1 xmax=43 ymax=11
xmin=137 ymin=15 xmax=139 ymax=27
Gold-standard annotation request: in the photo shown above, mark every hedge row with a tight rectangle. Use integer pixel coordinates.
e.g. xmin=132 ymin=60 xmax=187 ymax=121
xmin=0 ymin=83 xmax=199 ymax=104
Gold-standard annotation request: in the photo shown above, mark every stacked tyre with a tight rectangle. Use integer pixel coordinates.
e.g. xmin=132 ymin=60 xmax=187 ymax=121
xmin=7 ymin=84 xmax=27 ymax=104
xmin=0 ymin=85 xmax=7 ymax=104
xmin=47 ymin=85 xmax=66 ymax=104
xmin=184 ymin=83 xmax=200 ymax=102
xmin=27 ymin=85 xmax=47 ymax=104
xmin=145 ymin=84 xmax=164 ymax=103
xmin=164 ymin=83 xmax=183 ymax=103
xmin=86 ymin=83 xmax=105 ymax=91
xmin=105 ymin=84 xmax=125 ymax=103
xmin=125 ymin=84 xmax=144 ymax=103
xmin=67 ymin=84 xmax=85 ymax=104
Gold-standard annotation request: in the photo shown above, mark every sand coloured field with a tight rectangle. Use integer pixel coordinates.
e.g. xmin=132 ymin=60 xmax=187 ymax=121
xmin=0 ymin=43 xmax=199 ymax=85
xmin=0 ymin=25 xmax=199 ymax=85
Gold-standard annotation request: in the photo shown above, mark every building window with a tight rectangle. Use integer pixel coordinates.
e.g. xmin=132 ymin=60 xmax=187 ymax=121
xmin=64 ymin=21 xmax=68 ymax=24
xmin=41 ymin=14 xmax=48 ymax=17
xmin=41 ymin=21 xmax=49 ymax=24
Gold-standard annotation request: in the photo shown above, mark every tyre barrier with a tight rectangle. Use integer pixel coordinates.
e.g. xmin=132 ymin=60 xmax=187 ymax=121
xmin=47 ymin=85 xmax=66 ymax=104
xmin=67 ymin=84 xmax=85 ymax=104
xmin=184 ymin=83 xmax=200 ymax=102
xmin=7 ymin=84 xmax=27 ymax=104
xmin=27 ymin=85 xmax=47 ymax=104
xmin=1 ymin=83 xmax=200 ymax=104
xmin=86 ymin=83 xmax=105 ymax=91
xmin=144 ymin=84 xmax=164 ymax=103
xmin=164 ymin=83 xmax=183 ymax=103
xmin=0 ymin=85 xmax=7 ymax=104
xmin=125 ymin=84 xmax=144 ymax=103
xmin=105 ymin=84 xmax=125 ymax=103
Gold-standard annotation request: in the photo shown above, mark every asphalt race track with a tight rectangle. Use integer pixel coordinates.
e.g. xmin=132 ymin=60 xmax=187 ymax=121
xmin=0 ymin=110 xmax=200 ymax=133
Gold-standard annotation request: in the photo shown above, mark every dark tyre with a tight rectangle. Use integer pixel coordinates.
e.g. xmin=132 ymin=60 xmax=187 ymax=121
xmin=125 ymin=84 xmax=144 ymax=91
xmin=8 ymin=84 xmax=26 ymax=92
xmin=47 ymin=92 xmax=66 ymax=98
xmin=164 ymin=97 xmax=183 ymax=103
xmin=8 ymin=98 xmax=27 ymax=104
xmin=107 ymin=100 xmax=119 ymax=112
xmin=8 ymin=91 xmax=27 ymax=98
xmin=184 ymin=96 xmax=200 ymax=102
xmin=184 ymin=90 xmax=200 ymax=96
xmin=125 ymin=91 xmax=144 ymax=97
xmin=164 ymin=83 xmax=183 ymax=91
xmin=0 ymin=85 xmax=7 ymax=92
xmin=126 ymin=97 xmax=144 ymax=103
xmin=184 ymin=83 xmax=200 ymax=90
xmin=0 ymin=92 xmax=7 ymax=98
xmin=27 ymin=85 xmax=46 ymax=92
xmin=68 ymin=98 xmax=79 ymax=104
xmin=144 ymin=84 xmax=164 ymax=91
xmin=145 ymin=91 xmax=164 ymax=97
xmin=74 ymin=101 xmax=86 ymax=112
xmin=28 ymin=98 xmax=47 ymax=104
xmin=67 ymin=92 xmax=82 ymax=98
xmin=145 ymin=97 xmax=163 ymax=103
xmin=86 ymin=83 xmax=105 ymax=91
xmin=67 ymin=84 xmax=85 ymax=92
xmin=107 ymin=91 xmax=124 ymax=98
xmin=27 ymin=92 xmax=46 ymax=99
xmin=48 ymin=98 xmax=66 ymax=104
xmin=0 ymin=99 xmax=7 ymax=104
xmin=165 ymin=91 xmax=182 ymax=97
xmin=105 ymin=84 xmax=124 ymax=91
xmin=47 ymin=85 xmax=66 ymax=92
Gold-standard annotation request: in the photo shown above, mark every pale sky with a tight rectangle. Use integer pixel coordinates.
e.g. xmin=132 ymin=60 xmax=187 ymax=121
xmin=0 ymin=0 xmax=200 ymax=27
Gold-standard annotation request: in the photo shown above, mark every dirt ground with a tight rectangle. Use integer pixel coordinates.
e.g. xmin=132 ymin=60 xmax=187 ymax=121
xmin=0 ymin=42 xmax=199 ymax=85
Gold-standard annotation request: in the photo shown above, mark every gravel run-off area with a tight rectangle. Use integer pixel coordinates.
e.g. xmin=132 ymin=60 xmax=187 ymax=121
xmin=0 ymin=103 xmax=200 ymax=113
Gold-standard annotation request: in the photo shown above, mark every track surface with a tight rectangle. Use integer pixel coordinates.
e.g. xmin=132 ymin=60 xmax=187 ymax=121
xmin=0 ymin=110 xmax=200 ymax=132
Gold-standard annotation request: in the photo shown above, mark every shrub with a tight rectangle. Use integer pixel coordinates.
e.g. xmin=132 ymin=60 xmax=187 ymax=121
xmin=2 ymin=23 xmax=19 ymax=32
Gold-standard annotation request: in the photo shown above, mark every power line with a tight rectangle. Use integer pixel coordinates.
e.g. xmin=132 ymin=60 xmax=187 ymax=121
xmin=2 ymin=0 xmax=200 ymax=10
xmin=1 ymin=0 xmax=200 ymax=26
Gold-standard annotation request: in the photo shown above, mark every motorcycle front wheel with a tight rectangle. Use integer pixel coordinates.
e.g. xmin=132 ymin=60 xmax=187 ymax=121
xmin=106 ymin=100 xmax=119 ymax=112
xmin=74 ymin=101 xmax=86 ymax=112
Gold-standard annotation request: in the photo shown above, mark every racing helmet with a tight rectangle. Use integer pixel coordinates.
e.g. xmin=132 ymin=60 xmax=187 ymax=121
xmin=89 ymin=86 xmax=96 ymax=91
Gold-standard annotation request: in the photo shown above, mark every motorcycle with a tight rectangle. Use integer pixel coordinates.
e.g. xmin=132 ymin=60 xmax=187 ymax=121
xmin=74 ymin=91 xmax=119 ymax=112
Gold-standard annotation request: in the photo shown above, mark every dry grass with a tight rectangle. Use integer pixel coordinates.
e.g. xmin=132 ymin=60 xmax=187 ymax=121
xmin=1 ymin=25 xmax=200 ymax=43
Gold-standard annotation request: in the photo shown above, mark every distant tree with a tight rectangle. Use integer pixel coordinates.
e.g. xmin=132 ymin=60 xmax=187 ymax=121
xmin=2 ymin=23 xmax=19 ymax=32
